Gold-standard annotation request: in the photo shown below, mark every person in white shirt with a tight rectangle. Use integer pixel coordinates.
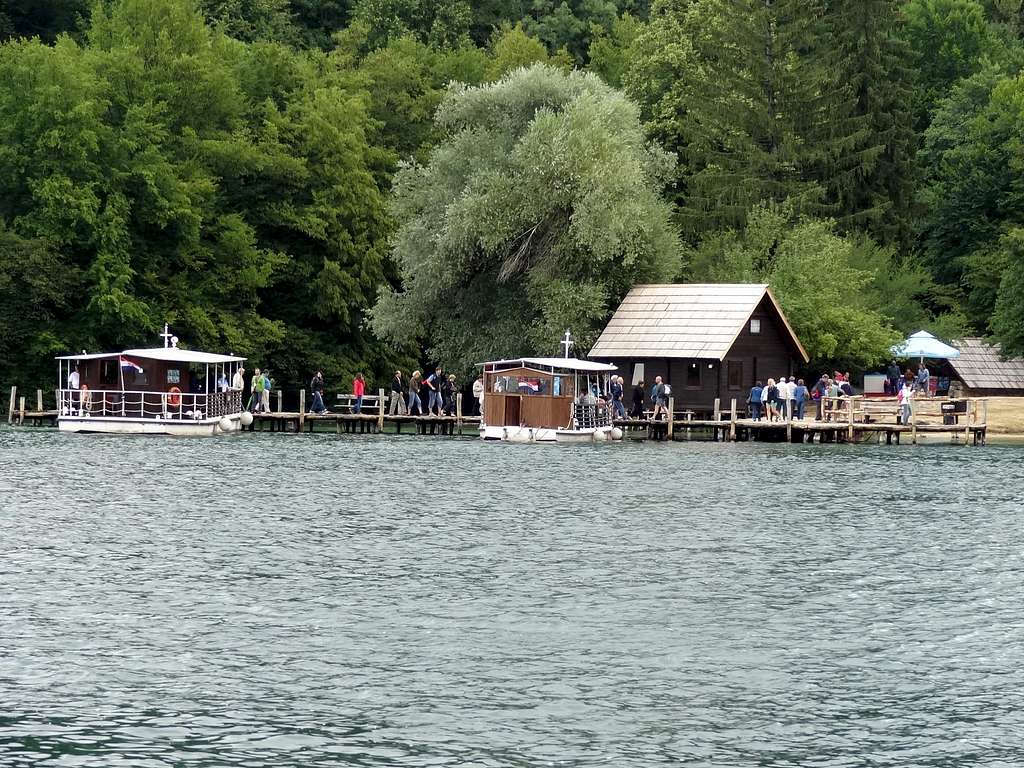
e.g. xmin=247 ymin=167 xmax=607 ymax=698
xmin=776 ymin=376 xmax=790 ymax=419
xmin=472 ymin=376 xmax=484 ymax=416
xmin=232 ymin=366 xmax=245 ymax=390
xmin=899 ymin=381 xmax=914 ymax=424
xmin=67 ymin=366 xmax=80 ymax=411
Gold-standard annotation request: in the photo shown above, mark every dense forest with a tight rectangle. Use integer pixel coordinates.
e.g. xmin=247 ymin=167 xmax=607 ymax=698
xmin=2 ymin=0 xmax=1024 ymax=392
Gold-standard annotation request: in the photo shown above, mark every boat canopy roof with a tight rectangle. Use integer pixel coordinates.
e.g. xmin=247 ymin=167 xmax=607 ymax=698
xmin=56 ymin=347 xmax=245 ymax=364
xmin=484 ymin=357 xmax=617 ymax=373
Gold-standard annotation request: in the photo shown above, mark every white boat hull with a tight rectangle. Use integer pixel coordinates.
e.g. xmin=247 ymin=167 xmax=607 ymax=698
xmin=57 ymin=414 xmax=244 ymax=436
xmin=480 ymin=424 xmax=620 ymax=443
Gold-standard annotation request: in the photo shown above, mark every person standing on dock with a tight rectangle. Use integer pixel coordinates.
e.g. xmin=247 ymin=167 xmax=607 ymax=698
xmin=764 ymin=378 xmax=777 ymax=421
xmin=898 ymin=380 xmax=914 ymax=424
xmin=887 ymin=361 xmax=901 ymax=396
xmin=793 ymin=379 xmax=809 ymax=420
xmin=442 ymin=374 xmax=457 ymax=415
xmin=251 ymin=368 xmax=264 ymax=412
xmin=310 ymin=371 xmax=326 ymax=414
xmin=408 ymin=370 xmax=423 ymax=415
xmin=390 ymin=371 xmax=408 ymax=415
xmin=748 ymin=381 xmax=763 ymax=421
xmin=261 ymin=370 xmax=272 ymax=413
xmin=423 ymin=368 xmax=443 ymax=415
xmin=652 ymin=376 xmax=668 ymax=420
xmin=352 ymin=372 xmax=365 ymax=413
xmin=916 ymin=362 xmax=930 ymax=395
xmin=610 ymin=375 xmax=626 ymax=419
xmin=473 ymin=376 xmax=484 ymax=416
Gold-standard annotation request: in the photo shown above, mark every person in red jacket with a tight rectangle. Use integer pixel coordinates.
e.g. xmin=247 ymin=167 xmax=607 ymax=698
xmin=353 ymin=372 xmax=365 ymax=413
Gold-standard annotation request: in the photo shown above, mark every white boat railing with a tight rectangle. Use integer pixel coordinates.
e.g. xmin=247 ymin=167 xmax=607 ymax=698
xmin=572 ymin=402 xmax=611 ymax=429
xmin=57 ymin=389 xmax=243 ymax=420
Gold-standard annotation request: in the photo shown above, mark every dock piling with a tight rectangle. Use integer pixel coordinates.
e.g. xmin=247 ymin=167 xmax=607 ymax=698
xmin=7 ymin=386 xmax=15 ymax=425
xmin=667 ymin=396 xmax=675 ymax=440
xmin=299 ymin=390 xmax=305 ymax=432
xmin=729 ymin=398 xmax=736 ymax=441
xmin=378 ymin=388 xmax=385 ymax=433
xmin=18 ymin=396 xmax=25 ymax=426
xmin=456 ymin=393 xmax=463 ymax=435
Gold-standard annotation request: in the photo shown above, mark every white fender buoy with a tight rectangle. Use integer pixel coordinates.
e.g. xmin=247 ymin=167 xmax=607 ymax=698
xmin=219 ymin=416 xmax=232 ymax=432
xmin=240 ymin=411 xmax=254 ymax=427
xmin=611 ymin=427 xmax=624 ymax=440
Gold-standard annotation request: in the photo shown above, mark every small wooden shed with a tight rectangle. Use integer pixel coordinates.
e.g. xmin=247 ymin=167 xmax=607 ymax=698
xmin=947 ymin=337 xmax=1024 ymax=396
xmin=589 ymin=283 xmax=809 ymax=411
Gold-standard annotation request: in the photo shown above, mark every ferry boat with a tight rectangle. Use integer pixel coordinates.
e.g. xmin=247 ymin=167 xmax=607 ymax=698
xmin=479 ymin=356 xmax=622 ymax=443
xmin=55 ymin=327 xmax=250 ymax=436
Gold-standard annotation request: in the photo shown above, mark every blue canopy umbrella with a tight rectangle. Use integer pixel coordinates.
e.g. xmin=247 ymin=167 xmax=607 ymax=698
xmin=891 ymin=330 xmax=961 ymax=362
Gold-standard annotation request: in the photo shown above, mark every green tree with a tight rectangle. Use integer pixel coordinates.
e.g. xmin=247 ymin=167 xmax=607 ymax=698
xmin=588 ymin=12 xmax=642 ymax=87
xmin=902 ymin=0 xmax=995 ymax=128
xmin=688 ymin=204 xmax=901 ymax=368
xmin=991 ymin=228 xmax=1024 ymax=355
xmin=625 ymin=0 xmax=871 ymax=240
xmin=828 ymin=0 xmax=916 ymax=249
xmin=371 ymin=64 xmax=680 ymax=372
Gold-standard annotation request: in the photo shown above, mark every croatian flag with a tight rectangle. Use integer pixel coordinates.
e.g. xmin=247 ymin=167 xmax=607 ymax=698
xmin=119 ymin=356 xmax=144 ymax=373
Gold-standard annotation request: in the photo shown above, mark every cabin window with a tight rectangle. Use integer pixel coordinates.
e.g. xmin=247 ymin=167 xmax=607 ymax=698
xmin=167 ymin=368 xmax=181 ymax=384
xmin=750 ymin=318 xmax=762 ymax=334
xmin=632 ymin=363 xmax=645 ymax=386
xmin=728 ymin=361 xmax=743 ymax=390
xmin=686 ymin=362 xmax=701 ymax=388
xmin=101 ymin=360 xmax=118 ymax=388
xmin=129 ymin=367 xmax=148 ymax=386
xmin=552 ymin=376 xmax=566 ymax=396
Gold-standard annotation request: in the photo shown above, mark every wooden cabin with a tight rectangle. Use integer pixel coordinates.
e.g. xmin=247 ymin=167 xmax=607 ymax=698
xmin=588 ymin=284 xmax=809 ymax=413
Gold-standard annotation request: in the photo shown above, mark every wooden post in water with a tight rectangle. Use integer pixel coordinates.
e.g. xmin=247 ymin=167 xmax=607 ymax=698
xmin=299 ymin=389 xmax=306 ymax=432
xmin=18 ymin=396 xmax=26 ymax=425
xmin=911 ymin=397 xmax=918 ymax=444
xmin=378 ymin=388 xmax=385 ymax=433
xmin=36 ymin=389 xmax=43 ymax=412
xmin=8 ymin=386 xmax=16 ymax=425
xmin=456 ymin=392 xmax=463 ymax=435
xmin=847 ymin=397 xmax=855 ymax=441
xmin=729 ymin=398 xmax=736 ymax=441
xmin=713 ymin=397 xmax=720 ymax=441
xmin=667 ymin=396 xmax=675 ymax=440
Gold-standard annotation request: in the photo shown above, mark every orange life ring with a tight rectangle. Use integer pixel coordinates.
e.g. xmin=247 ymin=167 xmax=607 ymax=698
xmin=167 ymin=386 xmax=182 ymax=407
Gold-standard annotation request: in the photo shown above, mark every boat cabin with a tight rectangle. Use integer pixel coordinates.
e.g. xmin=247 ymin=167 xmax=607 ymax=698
xmin=56 ymin=330 xmax=246 ymax=433
xmin=482 ymin=357 xmax=618 ymax=430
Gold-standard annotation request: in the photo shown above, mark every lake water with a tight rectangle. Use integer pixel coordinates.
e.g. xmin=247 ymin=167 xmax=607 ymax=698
xmin=2 ymin=429 xmax=1024 ymax=766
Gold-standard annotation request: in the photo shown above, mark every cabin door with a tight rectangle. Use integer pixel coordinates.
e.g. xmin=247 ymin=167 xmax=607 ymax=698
xmin=503 ymin=396 xmax=521 ymax=426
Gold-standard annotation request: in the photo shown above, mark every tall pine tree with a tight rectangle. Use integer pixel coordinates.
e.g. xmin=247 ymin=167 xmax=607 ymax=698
xmin=626 ymin=0 xmax=872 ymax=240
xmin=826 ymin=0 xmax=915 ymax=250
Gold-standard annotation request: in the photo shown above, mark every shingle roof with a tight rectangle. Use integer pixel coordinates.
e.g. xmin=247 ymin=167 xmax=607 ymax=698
xmin=949 ymin=337 xmax=1024 ymax=391
xmin=589 ymin=283 xmax=808 ymax=362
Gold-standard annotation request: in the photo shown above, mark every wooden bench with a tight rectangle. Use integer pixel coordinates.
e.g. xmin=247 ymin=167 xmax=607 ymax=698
xmin=333 ymin=393 xmax=382 ymax=413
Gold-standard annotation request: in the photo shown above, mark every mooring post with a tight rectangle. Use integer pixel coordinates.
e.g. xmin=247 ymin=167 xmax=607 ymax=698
xmin=456 ymin=392 xmax=463 ymax=435
xmin=36 ymin=389 xmax=43 ymax=412
xmin=911 ymin=397 xmax=918 ymax=445
xmin=298 ymin=389 xmax=306 ymax=432
xmin=8 ymin=386 xmax=16 ymax=425
xmin=713 ymin=397 xmax=720 ymax=441
xmin=729 ymin=398 xmax=736 ymax=441
xmin=667 ymin=396 xmax=675 ymax=440
xmin=18 ymin=396 xmax=26 ymax=425
xmin=378 ymin=388 xmax=385 ymax=433
xmin=847 ymin=397 xmax=855 ymax=441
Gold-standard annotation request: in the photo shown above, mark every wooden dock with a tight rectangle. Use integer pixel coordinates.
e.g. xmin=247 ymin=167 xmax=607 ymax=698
xmin=616 ymin=395 xmax=988 ymax=445
xmin=6 ymin=386 xmax=988 ymax=445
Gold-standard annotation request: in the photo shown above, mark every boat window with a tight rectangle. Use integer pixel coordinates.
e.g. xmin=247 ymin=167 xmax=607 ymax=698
xmin=167 ymin=368 xmax=181 ymax=384
xmin=552 ymin=376 xmax=566 ymax=396
xmin=128 ymin=367 xmax=149 ymax=386
xmin=101 ymin=360 xmax=118 ymax=387
xmin=516 ymin=377 xmax=548 ymax=395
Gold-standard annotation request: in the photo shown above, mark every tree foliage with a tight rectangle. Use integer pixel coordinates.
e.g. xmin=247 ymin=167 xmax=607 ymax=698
xmin=372 ymin=64 xmax=679 ymax=372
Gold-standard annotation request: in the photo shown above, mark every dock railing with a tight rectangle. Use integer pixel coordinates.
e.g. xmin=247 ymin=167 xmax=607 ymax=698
xmin=57 ymin=388 xmax=242 ymax=420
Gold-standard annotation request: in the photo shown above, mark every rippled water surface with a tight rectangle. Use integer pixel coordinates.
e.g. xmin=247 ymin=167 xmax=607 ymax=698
xmin=2 ymin=429 xmax=1024 ymax=766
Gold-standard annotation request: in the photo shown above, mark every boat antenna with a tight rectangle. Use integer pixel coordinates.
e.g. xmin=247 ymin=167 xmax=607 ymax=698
xmin=160 ymin=324 xmax=173 ymax=349
xmin=560 ymin=330 xmax=574 ymax=359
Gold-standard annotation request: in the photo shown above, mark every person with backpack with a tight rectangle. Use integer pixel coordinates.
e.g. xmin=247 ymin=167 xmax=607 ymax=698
xmin=261 ymin=369 xmax=272 ymax=413
xmin=422 ymin=367 xmax=443 ymax=415
xmin=441 ymin=373 xmax=456 ymax=415
xmin=250 ymin=367 xmax=264 ymax=412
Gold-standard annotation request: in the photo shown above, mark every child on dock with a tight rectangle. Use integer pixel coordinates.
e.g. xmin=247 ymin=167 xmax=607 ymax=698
xmin=352 ymin=373 xmax=365 ymax=413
